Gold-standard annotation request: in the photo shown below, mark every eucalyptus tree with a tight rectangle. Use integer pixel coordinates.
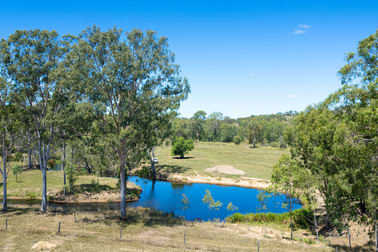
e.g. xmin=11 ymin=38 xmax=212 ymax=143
xmin=65 ymin=26 xmax=189 ymax=219
xmin=284 ymin=32 xmax=377 ymax=243
xmin=3 ymin=30 xmax=66 ymax=212
xmin=191 ymin=110 xmax=207 ymax=140
xmin=0 ymin=77 xmax=15 ymax=211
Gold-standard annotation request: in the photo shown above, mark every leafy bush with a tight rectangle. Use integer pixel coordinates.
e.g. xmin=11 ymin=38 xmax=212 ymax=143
xmin=233 ymin=135 xmax=243 ymax=145
xmin=226 ymin=209 xmax=313 ymax=229
xmin=171 ymin=137 xmax=194 ymax=158
xmin=12 ymin=163 xmax=23 ymax=182
xmin=66 ymin=161 xmax=78 ymax=192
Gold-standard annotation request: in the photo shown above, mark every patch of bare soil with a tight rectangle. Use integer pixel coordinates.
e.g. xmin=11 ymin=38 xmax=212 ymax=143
xmin=48 ymin=182 xmax=141 ymax=203
xmin=31 ymin=241 xmax=58 ymax=251
xmin=167 ymin=173 xmax=271 ymax=190
xmin=205 ymin=165 xmax=246 ymax=175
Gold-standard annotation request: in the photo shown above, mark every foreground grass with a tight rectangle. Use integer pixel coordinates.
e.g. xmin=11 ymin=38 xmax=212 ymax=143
xmin=155 ymin=142 xmax=287 ymax=180
xmin=0 ymin=205 xmax=331 ymax=252
xmin=2 ymin=170 xmax=119 ymax=199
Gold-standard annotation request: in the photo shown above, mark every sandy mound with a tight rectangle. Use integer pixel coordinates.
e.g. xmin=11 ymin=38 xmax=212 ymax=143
xmin=32 ymin=241 xmax=57 ymax=251
xmin=205 ymin=165 xmax=245 ymax=175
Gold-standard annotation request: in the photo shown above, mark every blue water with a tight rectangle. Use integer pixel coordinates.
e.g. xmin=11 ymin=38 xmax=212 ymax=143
xmin=127 ymin=176 xmax=302 ymax=221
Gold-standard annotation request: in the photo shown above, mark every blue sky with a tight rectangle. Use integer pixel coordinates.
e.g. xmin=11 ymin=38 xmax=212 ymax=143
xmin=1 ymin=0 xmax=377 ymax=118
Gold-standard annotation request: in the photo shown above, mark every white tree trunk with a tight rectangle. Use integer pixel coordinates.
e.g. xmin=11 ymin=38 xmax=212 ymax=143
xmin=2 ymin=137 xmax=7 ymax=211
xmin=120 ymin=155 xmax=127 ymax=220
xmin=150 ymin=148 xmax=156 ymax=180
xmin=62 ymin=141 xmax=67 ymax=195
xmin=39 ymin=141 xmax=49 ymax=212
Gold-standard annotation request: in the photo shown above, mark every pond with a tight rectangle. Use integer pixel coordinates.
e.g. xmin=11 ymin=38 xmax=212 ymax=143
xmin=127 ymin=176 xmax=302 ymax=221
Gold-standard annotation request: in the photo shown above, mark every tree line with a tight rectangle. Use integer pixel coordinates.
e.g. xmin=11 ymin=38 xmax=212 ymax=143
xmin=172 ymin=110 xmax=297 ymax=147
xmin=0 ymin=26 xmax=189 ymax=219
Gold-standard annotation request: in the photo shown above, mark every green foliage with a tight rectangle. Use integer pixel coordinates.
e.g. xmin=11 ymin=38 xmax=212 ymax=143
xmin=226 ymin=202 xmax=238 ymax=212
xmin=66 ymin=161 xmax=78 ymax=192
xmin=227 ymin=209 xmax=314 ymax=229
xmin=12 ymin=163 xmax=22 ymax=182
xmin=202 ymin=189 xmax=223 ymax=219
xmin=171 ymin=137 xmax=194 ymax=158
xmin=283 ymin=32 xmax=378 ymax=233
xmin=232 ymin=135 xmax=243 ymax=145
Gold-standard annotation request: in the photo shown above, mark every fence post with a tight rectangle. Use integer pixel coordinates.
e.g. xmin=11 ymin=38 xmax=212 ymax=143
xmin=5 ymin=219 xmax=7 ymax=231
xmin=348 ymin=228 xmax=352 ymax=249
xmin=57 ymin=222 xmax=61 ymax=234
xmin=257 ymin=240 xmax=260 ymax=252
xmin=120 ymin=227 xmax=122 ymax=240
xmin=335 ymin=246 xmax=338 ymax=252
xmin=184 ymin=231 xmax=186 ymax=248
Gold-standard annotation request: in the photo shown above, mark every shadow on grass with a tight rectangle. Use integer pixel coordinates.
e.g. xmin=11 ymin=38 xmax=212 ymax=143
xmin=172 ymin=156 xmax=194 ymax=159
xmin=88 ymin=207 xmax=184 ymax=227
xmin=72 ymin=183 xmax=115 ymax=194
xmin=2 ymin=201 xmax=184 ymax=228
xmin=156 ymin=164 xmax=190 ymax=175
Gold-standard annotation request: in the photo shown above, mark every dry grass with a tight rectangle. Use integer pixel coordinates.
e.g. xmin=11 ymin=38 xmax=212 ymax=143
xmin=0 ymin=205 xmax=332 ymax=252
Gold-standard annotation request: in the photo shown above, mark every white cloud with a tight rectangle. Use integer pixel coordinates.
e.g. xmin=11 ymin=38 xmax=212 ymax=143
xmin=299 ymin=24 xmax=311 ymax=29
xmin=294 ymin=29 xmax=306 ymax=35
xmin=288 ymin=94 xmax=297 ymax=99
xmin=293 ymin=24 xmax=311 ymax=35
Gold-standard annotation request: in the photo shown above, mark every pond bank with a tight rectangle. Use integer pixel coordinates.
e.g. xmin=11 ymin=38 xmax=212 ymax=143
xmin=156 ymin=173 xmax=271 ymax=190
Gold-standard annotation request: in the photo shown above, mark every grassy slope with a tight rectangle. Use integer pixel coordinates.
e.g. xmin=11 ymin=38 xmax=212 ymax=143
xmin=0 ymin=206 xmax=331 ymax=252
xmin=2 ymin=170 xmax=119 ymax=198
xmin=155 ymin=142 xmax=287 ymax=180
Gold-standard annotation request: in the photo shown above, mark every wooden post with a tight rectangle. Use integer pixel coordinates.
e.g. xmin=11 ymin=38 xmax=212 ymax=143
xmin=120 ymin=227 xmax=122 ymax=240
xmin=57 ymin=222 xmax=61 ymax=234
xmin=348 ymin=227 xmax=352 ymax=249
xmin=257 ymin=240 xmax=260 ymax=252
xmin=184 ymin=231 xmax=186 ymax=248
xmin=74 ymin=203 xmax=77 ymax=223
xmin=5 ymin=218 xmax=7 ymax=231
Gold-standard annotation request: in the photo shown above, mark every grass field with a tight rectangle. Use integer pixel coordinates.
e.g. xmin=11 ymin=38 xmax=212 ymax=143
xmin=0 ymin=205 xmax=331 ymax=252
xmin=155 ymin=142 xmax=287 ymax=180
xmin=2 ymin=170 xmax=119 ymax=199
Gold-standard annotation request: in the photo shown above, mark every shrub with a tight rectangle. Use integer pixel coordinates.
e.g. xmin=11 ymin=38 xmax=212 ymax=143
xmin=226 ymin=209 xmax=313 ymax=229
xmin=66 ymin=161 xmax=78 ymax=192
xmin=233 ymin=135 xmax=243 ymax=145
xmin=171 ymin=137 xmax=194 ymax=158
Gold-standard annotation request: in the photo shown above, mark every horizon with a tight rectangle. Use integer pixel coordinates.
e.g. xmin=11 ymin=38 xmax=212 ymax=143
xmin=1 ymin=0 xmax=377 ymax=118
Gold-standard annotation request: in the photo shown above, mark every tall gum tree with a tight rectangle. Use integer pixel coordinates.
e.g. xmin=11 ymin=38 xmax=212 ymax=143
xmin=3 ymin=30 xmax=66 ymax=212
xmin=65 ymin=26 xmax=189 ymax=219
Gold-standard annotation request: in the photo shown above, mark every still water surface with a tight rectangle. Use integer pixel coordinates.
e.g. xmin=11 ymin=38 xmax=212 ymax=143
xmin=127 ymin=176 xmax=302 ymax=221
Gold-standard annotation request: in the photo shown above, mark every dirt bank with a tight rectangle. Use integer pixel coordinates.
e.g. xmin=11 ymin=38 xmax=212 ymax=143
xmin=164 ymin=173 xmax=271 ymax=190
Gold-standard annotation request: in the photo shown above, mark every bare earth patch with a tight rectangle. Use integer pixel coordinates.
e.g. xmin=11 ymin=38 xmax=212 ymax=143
xmin=205 ymin=165 xmax=246 ymax=175
xmin=32 ymin=241 xmax=57 ymax=251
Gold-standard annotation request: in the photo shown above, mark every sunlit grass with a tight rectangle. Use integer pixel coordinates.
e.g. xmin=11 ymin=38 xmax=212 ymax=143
xmin=155 ymin=142 xmax=288 ymax=180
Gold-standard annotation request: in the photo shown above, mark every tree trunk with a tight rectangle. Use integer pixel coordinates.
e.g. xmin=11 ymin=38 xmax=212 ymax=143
xmin=2 ymin=135 xmax=7 ymax=211
xmin=28 ymin=135 xmax=33 ymax=169
xmin=62 ymin=140 xmax=66 ymax=195
xmin=289 ymin=180 xmax=293 ymax=240
xmin=314 ymin=211 xmax=319 ymax=240
xmin=39 ymin=141 xmax=49 ymax=212
xmin=28 ymin=149 xmax=33 ymax=170
xmin=375 ymin=220 xmax=377 ymax=252
xmin=120 ymin=155 xmax=127 ymax=220
xmin=150 ymin=148 xmax=156 ymax=181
